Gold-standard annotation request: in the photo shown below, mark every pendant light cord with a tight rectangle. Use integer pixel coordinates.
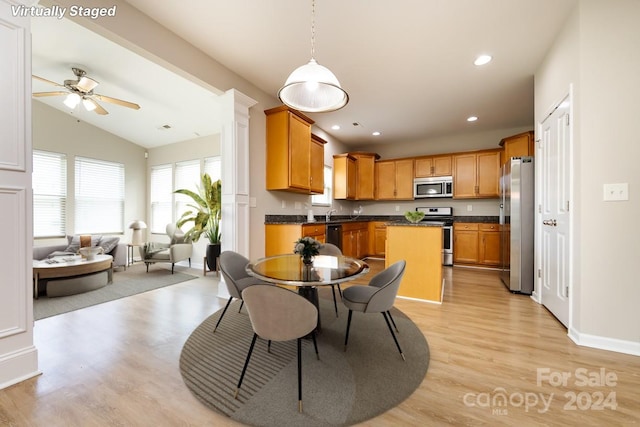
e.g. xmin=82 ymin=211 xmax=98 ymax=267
xmin=310 ymin=0 xmax=316 ymax=60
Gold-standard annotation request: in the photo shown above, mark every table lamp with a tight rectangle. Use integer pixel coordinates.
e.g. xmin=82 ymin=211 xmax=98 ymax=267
xmin=128 ymin=220 xmax=147 ymax=246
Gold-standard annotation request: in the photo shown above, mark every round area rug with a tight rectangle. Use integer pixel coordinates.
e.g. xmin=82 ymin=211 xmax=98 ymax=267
xmin=179 ymin=289 xmax=429 ymax=426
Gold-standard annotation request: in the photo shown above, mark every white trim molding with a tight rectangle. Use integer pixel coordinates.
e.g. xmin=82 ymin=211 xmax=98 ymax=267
xmin=568 ymin=327 xmax=640 ymax=357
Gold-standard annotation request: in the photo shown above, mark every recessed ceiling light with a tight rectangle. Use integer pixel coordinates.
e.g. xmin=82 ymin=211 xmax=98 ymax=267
xmin=474 ymin=55 xmax=492 ymax=66
xmin=331 ymin=125 xmax=340 ymax=130
xmin=372 ymin=131 xmax=381 ymax=136
xmin=467 ymin=116 xmax=478 ymax=122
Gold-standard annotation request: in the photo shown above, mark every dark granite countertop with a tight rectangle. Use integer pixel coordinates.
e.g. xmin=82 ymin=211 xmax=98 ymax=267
xmin=265 ymin=214 xmax=499 ymax=225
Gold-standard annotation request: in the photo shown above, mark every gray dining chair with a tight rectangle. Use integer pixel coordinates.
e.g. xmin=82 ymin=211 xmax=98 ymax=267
xmin=318 ymin=242 xmax=343 ymax=317
xmin=214 ymin=251 xmax=271 ymax=332
xmin=341 ymin=260 xmax=407 ymax=360
xmin=234 ymin=284 xmax=319 ymax=413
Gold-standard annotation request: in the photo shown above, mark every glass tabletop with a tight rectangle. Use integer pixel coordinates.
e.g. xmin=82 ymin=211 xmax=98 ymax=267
xmin=246 ymin=254 xmax=369 ymax=287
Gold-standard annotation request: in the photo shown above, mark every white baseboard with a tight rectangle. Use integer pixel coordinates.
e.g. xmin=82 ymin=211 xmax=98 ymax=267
xmin=568 ymin=327 xmax=640 ymax=357
xmin=0 ymin=345 xmax=41 ymax=390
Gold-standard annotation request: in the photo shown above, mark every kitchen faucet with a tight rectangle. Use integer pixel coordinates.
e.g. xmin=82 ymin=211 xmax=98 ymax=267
xmin=325 ymin=209 xmax=336 ymax=222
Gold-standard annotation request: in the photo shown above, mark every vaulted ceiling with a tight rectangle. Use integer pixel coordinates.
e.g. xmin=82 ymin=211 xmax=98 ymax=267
xmin=32 ymin=0 xmax=578 ymax=148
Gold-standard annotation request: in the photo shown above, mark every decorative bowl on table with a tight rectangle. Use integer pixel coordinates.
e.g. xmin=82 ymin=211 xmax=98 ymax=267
xmin=79 ymin=246 xmax=104 ymax=261
xmin=404 ymin=211 xmax=425 ymax=223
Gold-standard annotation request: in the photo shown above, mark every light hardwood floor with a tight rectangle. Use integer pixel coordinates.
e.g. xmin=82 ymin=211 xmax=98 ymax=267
xmin=1 ymin=261 xmax=638 ymax=426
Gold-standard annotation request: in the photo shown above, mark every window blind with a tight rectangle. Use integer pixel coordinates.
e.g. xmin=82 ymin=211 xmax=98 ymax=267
xmin=175 ymin=160 xmax=201 ymax=222
xmin=150 ymin=164 xmax=172 ymax=234
xmin=33 ymin=150 xmax=67 ymax=238
xmin=75 ymin=156 xmax=125 ymax=234
xmin=204 ymin=156 xmax=222 ymax=182
xmin=312 ymin=165 xmax=332 ymax=206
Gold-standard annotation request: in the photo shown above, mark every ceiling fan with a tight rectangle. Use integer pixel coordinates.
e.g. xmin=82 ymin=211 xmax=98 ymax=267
xmin=32 ymin=67 xmax=140 ymax=115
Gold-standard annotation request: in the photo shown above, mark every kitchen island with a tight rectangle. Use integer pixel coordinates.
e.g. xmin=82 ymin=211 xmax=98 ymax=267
xmin=385 ymin=222 xmax=443 ymax=303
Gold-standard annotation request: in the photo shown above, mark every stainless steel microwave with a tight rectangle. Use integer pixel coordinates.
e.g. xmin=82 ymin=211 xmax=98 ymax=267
xmin=414 ymin=176 xmax=453 ymax=198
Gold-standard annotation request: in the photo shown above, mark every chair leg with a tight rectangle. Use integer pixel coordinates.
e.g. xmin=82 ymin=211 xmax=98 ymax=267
xmin=213 ymin=297 xmax=233 ymax=332
xmin=331 ymin=285 xmax=339 ymax=317
xmin=337 ymin=284 xmax=342 ymax=298
xmin=267 ymin=340 xmax=272 ymax=353
xmin=311 ymin=331 xmax=319 ymax=360
xmin=297 ymin=338 xmax=303 ymax=413
xmin=188 ymin=257 xmax=191 ymax=267
xmin=382 ymin=312 xmax=405 ymax=361
xmin=171 ymin=263 xmax=175 ymax=274
xmin=387 ymin=310 xmax=399 ymax=333
xmin=235 ymin=333 xmax=258 ymax=399
xmin=238 ymin=300 xmax=244 ymax=313
xmin=344 ymin=309 xmax=353 ymax=351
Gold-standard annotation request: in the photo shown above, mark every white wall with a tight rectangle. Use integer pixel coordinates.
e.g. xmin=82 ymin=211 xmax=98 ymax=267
xmin=32 ymin=101 xmax=147 ymax=247
xmin=535 ymin=0 xmax=640 ymax=352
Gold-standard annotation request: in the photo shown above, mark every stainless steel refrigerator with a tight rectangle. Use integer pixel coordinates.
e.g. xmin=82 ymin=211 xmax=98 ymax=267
xmin=499 ymin=157 xmax=534 ymax=294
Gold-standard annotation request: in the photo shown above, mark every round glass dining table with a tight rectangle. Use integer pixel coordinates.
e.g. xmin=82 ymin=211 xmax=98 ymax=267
xmin=246 ymin=254 xmax=369 ymax=332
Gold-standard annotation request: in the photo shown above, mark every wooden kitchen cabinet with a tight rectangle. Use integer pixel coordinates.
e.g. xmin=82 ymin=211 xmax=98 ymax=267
xmin=452 ymin=149 xmax=501 ymax=198
xmin=453 ymin=223 xmax=479 ymax=264
xmin=375 ymin=158 xmax=414 ymax=200
xmin=333 ymin=152 xmax=380 ymax=200
xmin=341 ymin=222 xmax=369 ymax=259
xmin=265 ymin=223 xmax=326 ymax=256
xmin=453 ymin=222 xmax=501 ymax=267
xmin=265 ymin=106 xmax=325 ymax=194
xmin=414 ymin=154 xmax=452 ymax=177
xmin=500 ymin=130 xmax=534 ymax=163
xmin=478 ymin=223 xmax=501 ymax=266
xmin=368 ymin=221 xmax=387 ymax=257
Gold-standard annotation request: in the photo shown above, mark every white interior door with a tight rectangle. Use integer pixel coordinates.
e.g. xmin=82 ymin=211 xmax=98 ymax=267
xmin=539 ymin=95 xmax=571 ymax=327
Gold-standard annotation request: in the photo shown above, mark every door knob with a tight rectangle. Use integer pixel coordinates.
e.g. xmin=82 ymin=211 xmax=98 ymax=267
xmin=543 ymin=219 xmax=558 ymax=226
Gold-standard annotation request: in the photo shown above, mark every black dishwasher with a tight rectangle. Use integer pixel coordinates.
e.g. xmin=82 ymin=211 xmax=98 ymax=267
xmin=326 ymin=224 xmax=342 ymax=251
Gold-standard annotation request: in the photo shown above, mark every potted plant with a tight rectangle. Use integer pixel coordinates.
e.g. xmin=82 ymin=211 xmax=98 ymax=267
xmin=174 ymin=173 xmax=222 ymax=271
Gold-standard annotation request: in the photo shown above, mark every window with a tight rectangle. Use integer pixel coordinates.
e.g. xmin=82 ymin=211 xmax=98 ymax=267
xmin=204 ymin=156 xmax=221 ymax=182
xmin=75 ymin=157 xmax=125 ymax=234
xmin=33 ymin=150 xmax=67 ymax=238
xmin=312 ymin=165 xmax=332 ymax=206
xmin=174 ymin=160 xmax=201 ymax=222
xmin=150 ymin=164 xmax=172 ymax=234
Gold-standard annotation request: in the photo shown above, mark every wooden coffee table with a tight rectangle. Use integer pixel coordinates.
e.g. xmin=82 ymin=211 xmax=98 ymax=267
xmin=33 ymin=255 xmax=113 ymax=299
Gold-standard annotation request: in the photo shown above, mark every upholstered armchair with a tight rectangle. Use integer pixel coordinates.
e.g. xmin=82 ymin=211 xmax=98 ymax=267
xmin=140 ymin=223 xmax=193 ymax=273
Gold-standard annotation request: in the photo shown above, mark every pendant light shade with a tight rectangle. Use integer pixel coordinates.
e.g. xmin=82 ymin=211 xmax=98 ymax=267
xmin=278 ymin=58 xmax=349 ymax=113
xmin=278 ymin=0 xmax=348 ymax=113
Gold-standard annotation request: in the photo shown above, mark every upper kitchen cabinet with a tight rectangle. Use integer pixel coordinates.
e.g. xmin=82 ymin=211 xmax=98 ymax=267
xmin=333 ymin=152 xmax=379 ymax=200
xmin=500 ymin=130 xmax=534 ymax=164
xmin=453 ymin=149 xmax=501 ymax=198
xmin=265 ymin=106 xmax=325 ymax=194
xmin=375 ymin=158 xmax=414 ymax=200
xmin=414 ymin=154 xmax=452 ymax=178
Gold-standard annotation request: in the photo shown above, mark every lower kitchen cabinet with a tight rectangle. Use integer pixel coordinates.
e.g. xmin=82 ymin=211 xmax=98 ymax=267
xmin=265 ymin=224 xmax=326 ymax=257
xmin=453 ymin=222 xmax=501 ymax=267
xmin=341 ymin=222 xmax=369 ymax=259
xmin=368 ymin=221 xmax=387 ymax=257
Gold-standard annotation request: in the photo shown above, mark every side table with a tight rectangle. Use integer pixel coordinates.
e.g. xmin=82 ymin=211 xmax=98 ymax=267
xmin=127 ymin=244 xmax=142 ymax=269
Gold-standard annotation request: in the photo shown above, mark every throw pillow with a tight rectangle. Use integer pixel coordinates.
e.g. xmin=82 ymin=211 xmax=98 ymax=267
xmin=98 ymin=236 xmax=120 ymax=253
xmin=65 ymin=235 xmax=102 ymax=253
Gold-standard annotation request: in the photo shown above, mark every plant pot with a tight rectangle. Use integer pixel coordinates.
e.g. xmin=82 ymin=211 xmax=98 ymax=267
xmin=206 ymin=243 xmax=221 ymax=271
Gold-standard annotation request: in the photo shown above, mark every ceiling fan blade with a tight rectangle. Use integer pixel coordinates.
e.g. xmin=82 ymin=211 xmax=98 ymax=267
xmin=86 ymin=98 xmax=109 ymax=115
xmin=32 ymin=75 xmax=65 ymax=87
xmin=94 ymin=94 xmax=140 ymax=110
xmin=33 ymin=91 xmax=68 ymax=97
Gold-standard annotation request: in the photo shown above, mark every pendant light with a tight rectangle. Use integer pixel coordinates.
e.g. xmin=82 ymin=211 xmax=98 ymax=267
xmin=278 ymin=0 xmax=348 ymax=113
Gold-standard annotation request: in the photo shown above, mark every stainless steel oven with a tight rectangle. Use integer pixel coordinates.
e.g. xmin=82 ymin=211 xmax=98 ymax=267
xmin=416 ymin=207 xmax=454 ymax=266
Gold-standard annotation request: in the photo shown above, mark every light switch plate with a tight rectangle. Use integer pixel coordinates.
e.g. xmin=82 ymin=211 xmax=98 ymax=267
xmin=249 ymin=197 xmax=257 ymax=208
xmin=603 ymin=183 xmax=629 ymax=201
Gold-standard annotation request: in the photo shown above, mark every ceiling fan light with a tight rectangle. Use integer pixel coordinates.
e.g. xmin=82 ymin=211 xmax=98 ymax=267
xmin=77 ymin=76 xmax=99 ymax=92
xmin=83 ymin=98 xmax=97 ymax=111
xmin=278 ymin=58 xmax=349 ymax=113
xmin=63 ymin=93 xmax=81 ymax=108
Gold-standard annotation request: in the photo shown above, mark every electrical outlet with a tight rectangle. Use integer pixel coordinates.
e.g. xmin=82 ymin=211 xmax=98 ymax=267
xmin=281 ymin=200 xmax=286 ymax=209
xmin=603 ymin=183 xmax=629 ymax=201
xmin=395 ymin=205 xmax=400 ymax=212
xmin=467 ymin=204 xmax=473 ymax=212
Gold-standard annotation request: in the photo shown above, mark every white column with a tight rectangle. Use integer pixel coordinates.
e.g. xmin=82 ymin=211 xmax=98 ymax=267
xmin=0 ymin=0 xmax=40 ymax=389
xmin=217 ymin=89 xmax=257 ymax=298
